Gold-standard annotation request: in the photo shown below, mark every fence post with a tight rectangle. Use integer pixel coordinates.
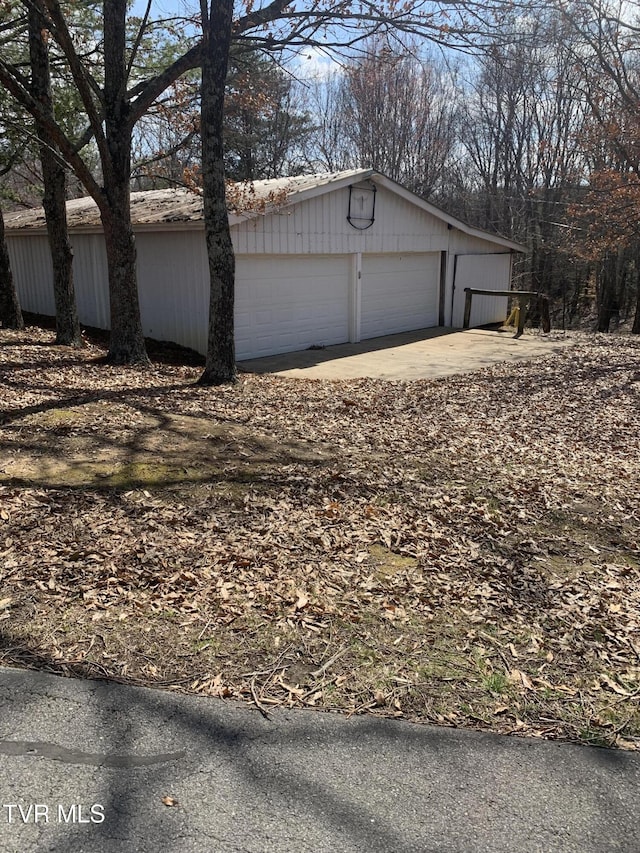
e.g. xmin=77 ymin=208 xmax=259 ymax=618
xmin=540 ymin=297 xmax=551 ymax=333
xmin=463 ymin=289 xmax=472 ymax=330
xmin=515 ymin=297 xmax=527 ymax=338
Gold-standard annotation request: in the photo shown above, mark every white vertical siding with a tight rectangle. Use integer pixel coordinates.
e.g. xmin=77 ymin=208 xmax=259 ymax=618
xmin=6 ymin=235 xmax=56 ymax=315
xmin=136 ymin=231 xmax=209 ymax=353
xmin=71 ymin=235 xmax=110 ymax=328
xmin=232 ymin=185 xmax=450 ymax=256
xmin=7 ymin=232 xmax=110 ymax=327
xmin=9 ymin=230 xmax=205 ymax=349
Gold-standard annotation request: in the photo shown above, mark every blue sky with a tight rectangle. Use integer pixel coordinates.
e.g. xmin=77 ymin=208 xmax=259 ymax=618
xmin=128 ymin=0 xmax=337 ymax=77
xmin=130 ymin=1 xmax=190 ymax=16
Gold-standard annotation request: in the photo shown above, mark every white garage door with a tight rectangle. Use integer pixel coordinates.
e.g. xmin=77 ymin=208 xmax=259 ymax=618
xmin=360 ymin=253 xmax=439 ymax=340
xmin=235 ymin=254 xmax=350 ymax=360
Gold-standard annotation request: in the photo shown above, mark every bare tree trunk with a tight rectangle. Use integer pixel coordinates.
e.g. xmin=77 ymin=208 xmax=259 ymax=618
xmin=633 ymin=254 xmax=640 ymax=334
xmin=29 ymin=1 xmax=81 ymax=347
xmin=102 ymin=0 xmax=148 ymax=365
xmin=0 ymin=206 xmax=24 ymax=329
xmin=597 ymin=252 xmax=622 ymax=333
xmin=101 ymin=196 xmax=148 ymax=364
xmin=198 ymin=0 xmax=237 ymax=385
xmin=596 ymin=257 xmax=609 ymax=332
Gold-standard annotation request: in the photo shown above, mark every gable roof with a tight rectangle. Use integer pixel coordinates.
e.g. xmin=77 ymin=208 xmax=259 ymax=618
xmin=272 ymin=169 xmax=527 ymax=252
xmin=4 ymin=169 xmax=526 ymax=252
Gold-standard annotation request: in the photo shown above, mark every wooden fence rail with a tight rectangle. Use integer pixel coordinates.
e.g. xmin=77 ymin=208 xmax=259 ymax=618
xmin=463 ymin=288 xmax=551 ymax=337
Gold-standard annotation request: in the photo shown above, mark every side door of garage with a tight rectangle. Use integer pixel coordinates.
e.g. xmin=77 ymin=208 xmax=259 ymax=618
xmin=451 ymin=253 xmax=512 ymax=328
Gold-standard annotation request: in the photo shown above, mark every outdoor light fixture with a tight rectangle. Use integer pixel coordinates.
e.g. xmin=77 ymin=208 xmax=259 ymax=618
xmin=347 ymin=181 xmax=376 ymax=229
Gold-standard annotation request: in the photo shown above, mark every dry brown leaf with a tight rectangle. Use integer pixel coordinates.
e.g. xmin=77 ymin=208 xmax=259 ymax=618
xmin=294 ymin=590 xmax=309 ymax=611
xmin=373 ymin=690 xmax=386 ymax=706
xmin=520 ymin=671 xmax=534 ymax=690
xmin=600 ymin=673 xmax=634 ymax=697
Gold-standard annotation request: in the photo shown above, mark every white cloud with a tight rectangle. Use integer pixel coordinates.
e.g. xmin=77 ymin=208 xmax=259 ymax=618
xmin=296 ymin=47 xmax=339 ymax=80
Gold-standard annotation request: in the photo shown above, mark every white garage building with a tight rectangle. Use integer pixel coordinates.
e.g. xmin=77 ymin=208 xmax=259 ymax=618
xmin=5 ymin=169 xmax=525 ymax=361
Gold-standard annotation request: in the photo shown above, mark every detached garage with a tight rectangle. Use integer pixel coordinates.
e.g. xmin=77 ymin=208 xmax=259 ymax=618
xmin=5 ymin=169 xmax=525 ymax=360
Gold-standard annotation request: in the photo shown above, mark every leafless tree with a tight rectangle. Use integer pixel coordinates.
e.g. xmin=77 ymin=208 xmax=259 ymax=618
xmin=341 ymin=40 xmax=459 ymax=198
xmin=28 ymin=0 xmax=81 ymax=346
xmin=456 ymin=7 xmax=590 ymax=325
xmin=551 ymin=0 xmax=640 ymax=331
xmin=301 ymin=70 xmax=357 ymax=173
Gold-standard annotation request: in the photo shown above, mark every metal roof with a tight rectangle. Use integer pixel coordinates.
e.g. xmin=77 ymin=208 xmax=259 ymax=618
xmin=3 ymin=169 xmax=526 ymax=252
xmin=3 ymin=172 xmax=364 ymax=231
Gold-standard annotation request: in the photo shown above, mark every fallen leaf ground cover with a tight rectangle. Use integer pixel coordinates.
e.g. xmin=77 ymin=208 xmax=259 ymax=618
xmin=0 ymin=325 xmax=639 ymax=749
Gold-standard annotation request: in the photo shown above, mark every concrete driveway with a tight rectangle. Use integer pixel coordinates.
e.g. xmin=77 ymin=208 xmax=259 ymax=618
xmin=239 ymin=327 xmax=575 ymax=380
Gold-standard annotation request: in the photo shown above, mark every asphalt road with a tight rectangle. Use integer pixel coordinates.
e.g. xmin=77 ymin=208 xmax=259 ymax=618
xmin=0 ymin=666 xmax=638 ymax=853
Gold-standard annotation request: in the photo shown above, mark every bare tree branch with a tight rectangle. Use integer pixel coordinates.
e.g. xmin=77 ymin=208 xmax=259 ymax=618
xmin=0 ymin=59 xmax=103 ymax=204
